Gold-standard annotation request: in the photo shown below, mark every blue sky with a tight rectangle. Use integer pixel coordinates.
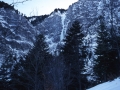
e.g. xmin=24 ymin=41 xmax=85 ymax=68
xmin=2 ymin=0 xmax=78 ymax=16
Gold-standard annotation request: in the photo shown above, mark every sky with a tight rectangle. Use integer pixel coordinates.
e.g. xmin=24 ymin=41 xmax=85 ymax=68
xmin=2 ymin=0 xmax=78 ymax=16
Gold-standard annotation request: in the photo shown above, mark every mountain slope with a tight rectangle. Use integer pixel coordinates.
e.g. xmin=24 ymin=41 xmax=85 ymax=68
xmin=0 ymin=7 xmax=36 ymax=62
xmin=32 ymin=1 xmax=120 ymax=81
xmin=35 ymin=0 xmax=99 ymax=54
xmin=35 ymin=0 xmax=120 ymax=54
xmin=0 ymin=0 xmax=120 ymax=66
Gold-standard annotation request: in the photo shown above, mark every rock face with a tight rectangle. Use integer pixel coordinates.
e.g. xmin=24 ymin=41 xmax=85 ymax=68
xmin=35 ymin=0 xmax=120 ymax=55
xmin=36 ymin=0 xmax=100 ymax=54
xmin=0 ymin=0 xmax=120 ymax=63
xmin=0 ymin=8 xmax=36 ymax=62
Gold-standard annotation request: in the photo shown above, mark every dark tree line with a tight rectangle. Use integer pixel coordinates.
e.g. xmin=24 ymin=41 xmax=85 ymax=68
xmin=0 ymin=1 xmax=14 ymax=10
xmin=93 ymin=0 xmax=120 ymax=84
xmin=0 ymin=21 xmax=90 ymax=90
xmin=1 ymin=12 xmax=120 ymax=90
xmin=53 ymin=8 xmax=66 ymax=13
xmin=26 ymin=15 xmax=49 ymax=26
xmin=93 ymin=15 xmax=120 ymax=83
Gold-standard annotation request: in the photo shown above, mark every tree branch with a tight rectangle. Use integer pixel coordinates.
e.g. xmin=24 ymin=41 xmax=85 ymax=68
xmin=11 ymin=0 xmax=31 ymax=6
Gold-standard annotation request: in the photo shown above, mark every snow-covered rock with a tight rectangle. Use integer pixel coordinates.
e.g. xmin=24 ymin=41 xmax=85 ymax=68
xmin=0 ymin=8 xmax=36 ymax=61
xmin=36 ymin=0 xmax=99 ymax=54
xmin=1 ymin=0 xmax=120 ymax=67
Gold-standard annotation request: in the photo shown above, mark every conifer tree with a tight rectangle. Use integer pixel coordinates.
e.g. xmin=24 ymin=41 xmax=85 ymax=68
xmin=43 ymin=55 xmax=65 ymax=90
xmin=93 ymin=16 xmax=119 ymax=83
xmin=0 ymin=53 xmax=17 ymax=90
xmin=11 ymin=34 xmax=51 ymax=90
xmin=62 ymin=21 xmax=87 ymax=90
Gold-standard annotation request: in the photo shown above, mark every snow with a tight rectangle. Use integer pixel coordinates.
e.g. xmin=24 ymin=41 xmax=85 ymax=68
xmin=98 ymin=1 xmax=104 ymax=10
xmin=97 ymin=1 xmax=104 ymax=15
xmin=47 ymin=11 xmax=67 ymax=41
xmin=0 ymin=54 xmax=4 ymax=67
xmin=6 ymin=38 xmax=34 ymax=46
xmin=29 ymin=17 xmax=36 ymax=22
xmin=0 ymin=15 xmax=8 ymax=28
xmin=0 ymin=15 xmax=3 ymax=19
xmin=0 ymin=15 xmax=7 ymax=24
xmin=8 ymin=45 xmax=29 ymax=58
xmin=87 ymin=78 xmax=120 ymax=90
xmin=60 ymin=12 xmax=66 ymax=41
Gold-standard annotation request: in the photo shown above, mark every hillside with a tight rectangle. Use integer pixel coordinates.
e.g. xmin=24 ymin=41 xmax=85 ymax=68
xmin=0 ymin=0 xmax=120 ymax=90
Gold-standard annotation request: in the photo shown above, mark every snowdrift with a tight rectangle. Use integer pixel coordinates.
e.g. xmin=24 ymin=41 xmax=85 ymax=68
xmin=87 ymin=78 xmax=120 ymax=90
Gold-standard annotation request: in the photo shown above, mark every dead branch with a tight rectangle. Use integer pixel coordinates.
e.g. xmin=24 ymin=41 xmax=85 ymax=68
xmin=10 ymin=0 xmax=31 ymax=6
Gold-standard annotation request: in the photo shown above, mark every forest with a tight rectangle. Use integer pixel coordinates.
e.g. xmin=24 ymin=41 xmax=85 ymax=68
xmin=0 ymin=20 xmax=120 ymax=90
xmin=0 ymin=0 xmax=120 ymax=90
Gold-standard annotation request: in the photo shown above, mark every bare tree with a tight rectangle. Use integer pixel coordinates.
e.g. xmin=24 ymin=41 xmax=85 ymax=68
xmin=11 ymin=0 xmax=32 ymax=6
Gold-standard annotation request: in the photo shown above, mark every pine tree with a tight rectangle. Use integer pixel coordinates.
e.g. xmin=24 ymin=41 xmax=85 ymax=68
xmin=43 ymin=55 xmax=65 ymax=90
xmin=10 ymin=58 xmax=27 ymax=90
xmin=0 ymin=53 xmax=17 ymax=90
xmin=62 ymin=21 xmax=87 ymax=90
xmin=93 ymin=16 xmax=119 ymax=83
xmin=11 ymin=34 xmax=52 ymax=90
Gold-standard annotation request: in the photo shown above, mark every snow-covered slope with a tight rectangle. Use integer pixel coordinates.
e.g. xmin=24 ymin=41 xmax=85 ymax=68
xmin=0 ymin=8 xmax=36 ymax=61
xmin=1 ymin=0 xmax=120 ymax=65
xmin=35 ymin=0 xmax=120 ymax=55
xmin=36 ymin=0 xmax=99 ymax=54
xmin=87 ymin=78 xmax=120 ymax=90
xmin=34 ymin=0 xmax=120 ymax=77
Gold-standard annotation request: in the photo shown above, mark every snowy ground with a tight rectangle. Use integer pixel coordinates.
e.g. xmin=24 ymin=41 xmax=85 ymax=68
xmin=87 ymin=78 xmax=120 ymax=90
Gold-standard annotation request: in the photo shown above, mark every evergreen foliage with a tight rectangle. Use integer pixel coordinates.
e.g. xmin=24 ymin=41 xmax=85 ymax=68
xmin=54 ymin=8 xmax=66 ymax=13
xmin=61 ymin=21 xmax=87 ymax=90
xmin=0 ymin=53 xmax=17 ymax=90
xmin=10 ymin=34 xmax=52 ymax=90
xmin=27 ymin=15 xmax=49 ymax=26
xmin=43 ymin=55 xmax=65 ymax=90
xmin=93 ymin=16 xmax=120 ymax=83
xmin=0 ymin=1 xmax=14 ymax=10
xmin=1 ymin=1 xmax=120 ymax=89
